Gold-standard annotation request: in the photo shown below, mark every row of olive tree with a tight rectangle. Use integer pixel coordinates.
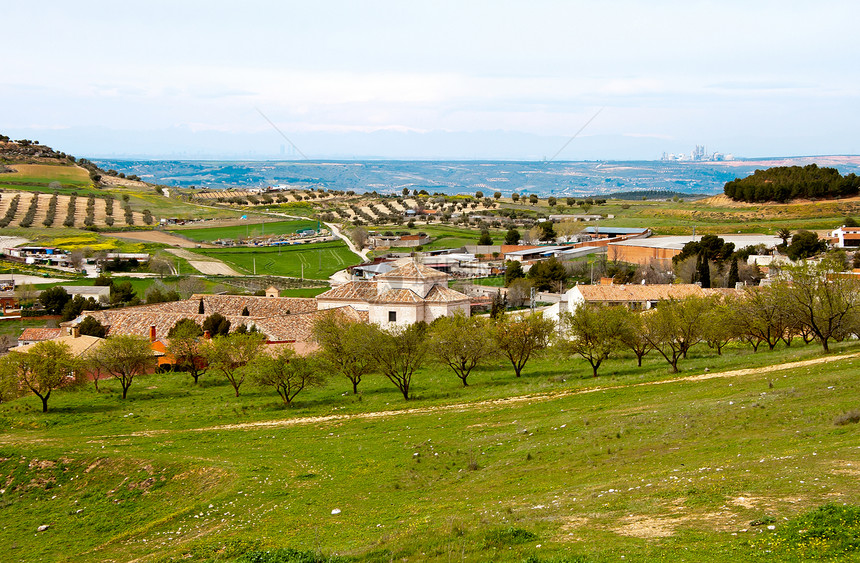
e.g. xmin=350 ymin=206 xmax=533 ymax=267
xmin=558 ymin=261 xmax=860 ymax=377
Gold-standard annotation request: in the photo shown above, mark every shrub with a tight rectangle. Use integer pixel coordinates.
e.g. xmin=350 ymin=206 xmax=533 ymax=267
xmin=835 ymin=409 xmax=860 ymax=426
xmin=484 ymin=527 xmax=538 ymax=548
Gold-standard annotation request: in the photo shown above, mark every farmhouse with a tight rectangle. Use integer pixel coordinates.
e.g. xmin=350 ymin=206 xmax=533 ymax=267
xmin=316 ymin=261 xmax=470 ymax=325
xmin=831 ymin=226 xmax=860 ymax=248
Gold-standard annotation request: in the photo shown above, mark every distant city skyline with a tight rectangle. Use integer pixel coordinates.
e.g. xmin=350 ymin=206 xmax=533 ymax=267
xmin=4 ymin=1 xmax=859 ymax=160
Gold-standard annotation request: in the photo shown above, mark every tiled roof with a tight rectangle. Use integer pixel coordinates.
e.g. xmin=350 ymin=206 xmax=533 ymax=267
xmin=316 ymin=281 xmax=379 ymax=301
xmin=18 ymin=327 xmax=63 ymax=342
xmin=189 ymin=294 xmax=317 ymax=316
xmin=368 ymin=288 xmax=424 ymax=304
xmin=424 ymin=285 xmax=470 ymax=303
xmin=13 ymin=334 xmax=104 ymax=357
xmin=575 ymin=284 xmax=706 ymax=302
xmin=375 ymin=261 xmax=447 ymax=281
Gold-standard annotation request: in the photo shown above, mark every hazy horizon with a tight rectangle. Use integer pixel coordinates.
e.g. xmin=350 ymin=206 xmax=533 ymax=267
xmin=5 ymin=1 xmax=860 ymax=160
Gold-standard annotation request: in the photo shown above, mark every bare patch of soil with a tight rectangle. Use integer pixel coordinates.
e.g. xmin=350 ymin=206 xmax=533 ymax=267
xmin=108 ymin=230 xmax=215 ymax=248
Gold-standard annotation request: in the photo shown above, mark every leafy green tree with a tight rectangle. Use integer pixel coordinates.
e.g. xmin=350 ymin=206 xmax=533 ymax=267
xmin=78 ymin=316 xmax=107 ymax=338
xmin=86 ymin=335 xmax=157 ymax=399
xmin=547 ymin=196 xmax=557 ymax=207
xmin=511 ymin=193 xmax=520 ymax=202
xmin=504 ymin=228 xmax=521 ymax=246
xmin=167 ymin=319 xmax=206 ymax=384
xmin=618 ymin=309 xmax=653 ymax=367
xmin=736 ymin=287 xmax=794 ymax=351
xmin=368 ymin=323 xmax=428 ymax=400
xmin=478 ymin=229 xmax=493 ymax=246
xmin=202 ymin=312 xmax=231 ymax=336
xmin=1 ymin=340 xmax=84 ymax=412
xmin=252 ymin=349 xmax=324 ymax=406
xmin=312 ymin=312 xmax=376 ymax=394
xmin=39 ymin=286 xmax=71 ymax=315
xmin=538 ymin=221 xmax=556 ymax=242
xmin=775 ymin=262 xmax=860 ymax=352
xmin=558 ymin=305 xmax=625 ymax=377
xmin=505 ymin=260 xmax=525 ymax=286
xmin=492 ymin=312 xmax=555 ymax=377
xmin=201 ymin=333 xmax=266 ymax=396
xmin=109 ymin=281 xmax=137 ymax=306
xmin=642 ymin=297 xmax=710 ymax=372
xmin=527 ymin=257 xmax=567 ymax=292
xmin=702 ymin=297 xmax=740 ymax=355
xmin=429 ymin=312 xmax=497 ymax=386
xmin=61 ymin=295 xmax=99 ymax=321
xmin=494 ymin=192 xmax=502 ymax=200
xmin=786 ymin=230 xmax=827 ymax=260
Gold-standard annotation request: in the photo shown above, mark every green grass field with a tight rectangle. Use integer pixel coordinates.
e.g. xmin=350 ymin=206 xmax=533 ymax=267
xmin=169 ymin=220 xmax=321 ymax=242
xmin=191 ymin=241 xmax=361 ymax=279
xmin=0 ymin=163 xmax=95 ymax=194
xmin=1 ymin=338 xmax=859 ymax=562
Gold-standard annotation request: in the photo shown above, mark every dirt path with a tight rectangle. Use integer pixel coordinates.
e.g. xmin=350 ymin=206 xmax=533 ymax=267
xmin=107 ymin=351 xmax=859 ymax=439
xmin=164 ymin=248 xmax=243 ymax=276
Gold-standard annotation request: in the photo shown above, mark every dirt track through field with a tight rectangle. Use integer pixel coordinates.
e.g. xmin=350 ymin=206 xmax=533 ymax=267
xmin=104 ymin=351 xmax=859 ymax=440
xmin=162 ymin=248 xmax=242 ymax=276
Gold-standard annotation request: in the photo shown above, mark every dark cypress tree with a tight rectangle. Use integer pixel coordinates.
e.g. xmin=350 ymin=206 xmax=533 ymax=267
xmin=697 ymin=253 xmax=711 ymax=288
xmin=727 ymin=257 xmax=739 ymax=288
xmin=241 ymin=305 xmax=250 ymax=316
xmin=198 ymin=298 xmax=204 ymax=315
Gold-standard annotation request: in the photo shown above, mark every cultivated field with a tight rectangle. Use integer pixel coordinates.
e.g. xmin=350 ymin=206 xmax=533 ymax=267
xmin=190 ymin=240 xmax=361 ymax=279
xmin=0 ymin=190 xmax=146 ymax=228
xmin=169 ymin=219 xmax=321 ymax=242
xmin=1 ymin=340 xmax=859 ymax=562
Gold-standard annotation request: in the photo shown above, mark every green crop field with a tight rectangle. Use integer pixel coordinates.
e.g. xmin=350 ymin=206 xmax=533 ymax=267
xmin=169 ymin=220 xmax=322 ymax=242
xmin=0 ymin=163 xmax=94 ymax=194
xmin=191 ymin=241 xmax=361 ymax=279
xmin=1 ymin=338 xmax=860 ymax=562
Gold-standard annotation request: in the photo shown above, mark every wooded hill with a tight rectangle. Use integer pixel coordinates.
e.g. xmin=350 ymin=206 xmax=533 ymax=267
xmin=724 ymin=164 xmax=860 ymax=203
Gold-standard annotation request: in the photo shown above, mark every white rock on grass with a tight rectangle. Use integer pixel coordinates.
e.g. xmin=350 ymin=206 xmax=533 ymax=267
xmin=331 ymin=508 xmax=341 ymax=515
xmin=37 ymin=525 xmax=50 ymax=532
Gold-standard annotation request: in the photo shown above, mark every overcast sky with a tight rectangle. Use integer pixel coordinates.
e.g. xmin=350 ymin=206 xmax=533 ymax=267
xmin=3 ymin=0 xmax=859 ymax=160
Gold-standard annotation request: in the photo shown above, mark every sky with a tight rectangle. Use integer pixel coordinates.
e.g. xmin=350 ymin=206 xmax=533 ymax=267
xmin=3 ymin=0 xmax=860 ymax=160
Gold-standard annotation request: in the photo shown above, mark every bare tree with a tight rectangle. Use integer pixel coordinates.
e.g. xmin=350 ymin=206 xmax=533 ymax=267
xmin=177 ymin=276 xmax=205 ymax=299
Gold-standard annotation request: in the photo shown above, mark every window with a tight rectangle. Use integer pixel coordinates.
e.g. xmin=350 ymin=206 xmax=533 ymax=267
xmin=388 ymin=311 xmax=397 ymax=322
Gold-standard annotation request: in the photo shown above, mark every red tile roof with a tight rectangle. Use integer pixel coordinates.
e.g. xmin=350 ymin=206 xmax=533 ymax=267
xmin=18 ymin=327 xmax=63 ymax=342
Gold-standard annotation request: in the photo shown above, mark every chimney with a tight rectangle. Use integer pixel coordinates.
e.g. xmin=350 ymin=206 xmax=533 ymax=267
xmin=72 ymin=326 xmax=80 ymax=338
xmin=149 ymin=325 xmax=156 ymax=342
xmin=203 ymin=330 xmax=211 ymax=340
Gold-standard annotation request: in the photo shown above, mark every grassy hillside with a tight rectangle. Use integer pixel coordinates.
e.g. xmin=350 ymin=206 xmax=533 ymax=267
xmin=1 ymin=340 xmax=859 ymax=562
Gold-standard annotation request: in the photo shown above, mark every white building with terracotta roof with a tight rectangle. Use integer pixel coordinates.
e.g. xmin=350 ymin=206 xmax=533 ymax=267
xmin=316 ymin=261 xmax=470 ymax=325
